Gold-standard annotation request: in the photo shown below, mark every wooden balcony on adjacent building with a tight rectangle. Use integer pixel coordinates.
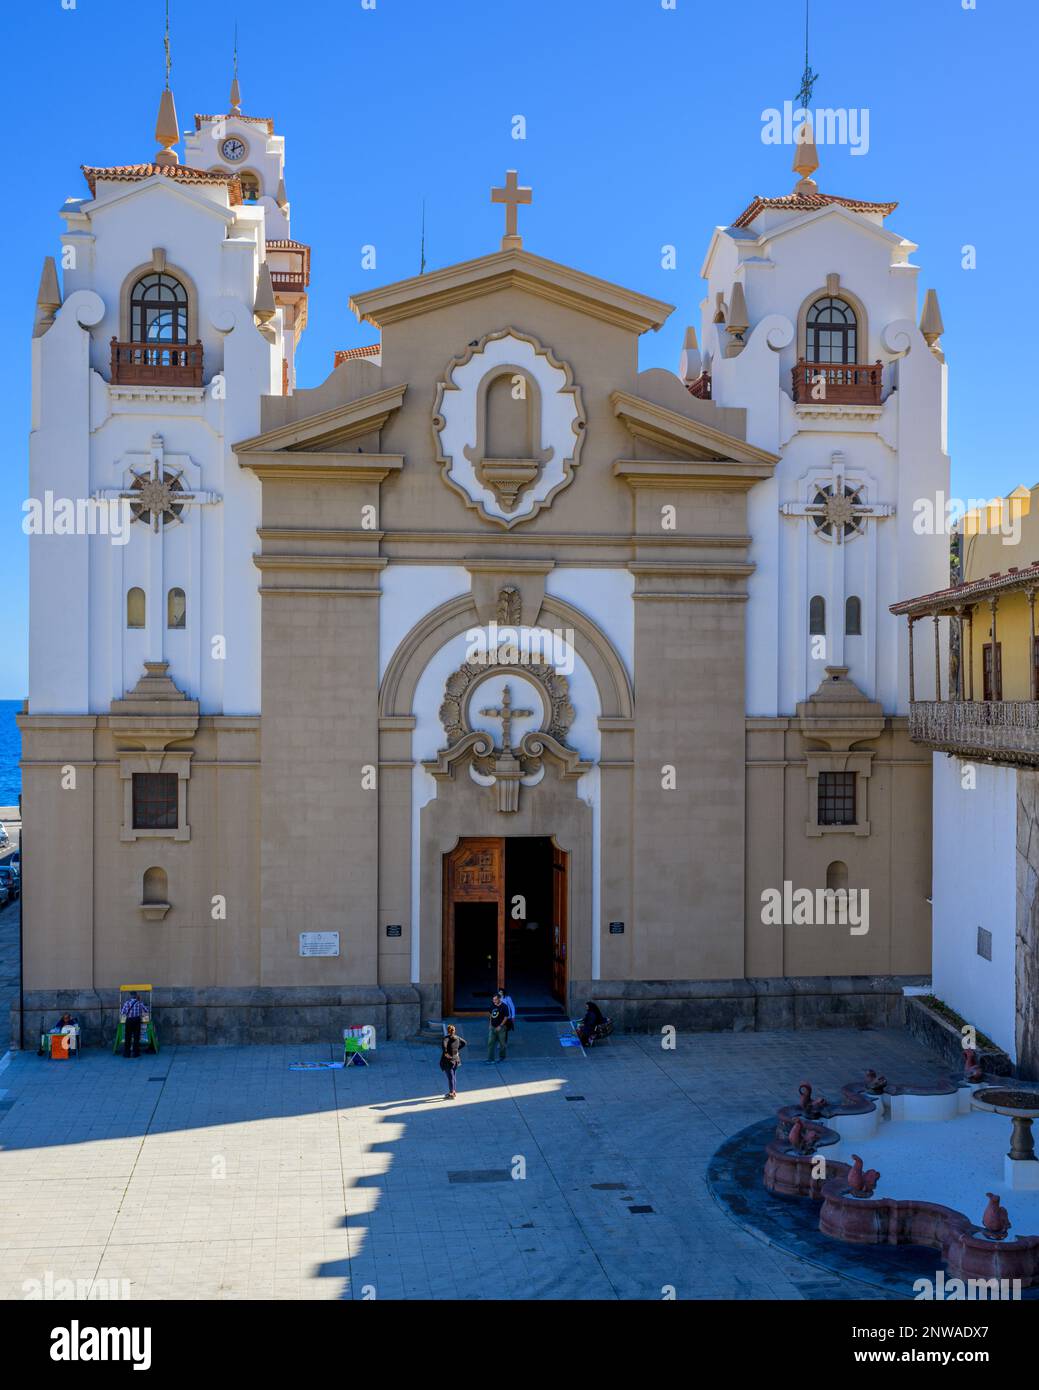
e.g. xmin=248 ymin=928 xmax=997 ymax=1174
xmin=792 ymin=359 xmax=883 ymax=406
xmin=908 ymin=699 xmax=1039 ymax=767
xmin=892 ymin=561 xmax=1039 ymax=767
xmin=110 ymin=338 xmax=203 ymax=388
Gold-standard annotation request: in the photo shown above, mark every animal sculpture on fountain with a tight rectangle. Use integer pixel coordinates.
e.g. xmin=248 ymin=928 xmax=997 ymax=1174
xmin=847 ymin=1155 xmax=880 ymax=1196
xmin=982 ymin=1192 xmax=1011 ymax=1239
xmin=864 ymin=1069 xmax=887 ymax=1094
xmin=798 ymin=1083 xmax=827 ymax=1118
xmin=963 ymin=1048 xmax=985 ymax=1083
xmin=787 ymin=1117 xmax=822 ymax=1155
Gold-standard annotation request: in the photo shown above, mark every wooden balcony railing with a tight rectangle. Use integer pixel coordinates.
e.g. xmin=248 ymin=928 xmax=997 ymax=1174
xmin=270 ymin=270 xmax=307 ymax=293
xmin=792 ymin=359 xmax=883 ymax=406
xmin=908 ymin=700 xmax=1039 ymax=767
xmin=110 ymin=338 xmax=203 ymax=388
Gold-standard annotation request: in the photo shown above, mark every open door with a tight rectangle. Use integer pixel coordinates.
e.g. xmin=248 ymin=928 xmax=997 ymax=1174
xmin=443 ymin=838 xmax=504 ymax=1015
xmin=551 ymin=843 xmax=568 ymax=1006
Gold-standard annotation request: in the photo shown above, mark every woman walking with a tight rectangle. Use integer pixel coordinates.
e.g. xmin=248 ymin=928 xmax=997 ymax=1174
xmin=440 ymin=1024 xmax=466 ymax=1099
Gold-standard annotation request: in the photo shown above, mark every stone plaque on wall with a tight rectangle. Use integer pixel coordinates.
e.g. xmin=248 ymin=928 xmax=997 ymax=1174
xmin=299 ymin=932 xmax=340 ymax=957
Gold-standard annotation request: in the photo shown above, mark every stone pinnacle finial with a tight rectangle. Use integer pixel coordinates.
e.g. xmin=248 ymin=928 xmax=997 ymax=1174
xmin=34 ymin=256 xmax=62 ymax=338
xmin=276 ymin=177 xmax=288 ymax=209
xmin=679 ymin=325 xmax=702 ymax=383
xmin=155 ymin=87 xmax=180 ymax=166
xmin=230 ymin=75 xmax=241 ymax=114
xmin=253 ymin=263 xmax=277 ymax=323
xmin=920 ymin=288 xmax=945 ymax=360
xmin=792 ymin=116 xmax=819 ymax=193
xmin=724 ymin=281 xmax=749 ymax=357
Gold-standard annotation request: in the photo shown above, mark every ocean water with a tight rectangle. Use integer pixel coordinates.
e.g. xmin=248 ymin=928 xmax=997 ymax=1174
xmin=0 ymin=700 xmax=22 ymax=807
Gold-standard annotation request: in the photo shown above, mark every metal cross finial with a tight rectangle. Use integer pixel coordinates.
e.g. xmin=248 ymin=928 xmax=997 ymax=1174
xmin=491 ymin=170 xmax=532 ymax=250
xmin=164 ymin=0 xmax=172 ymax=89
xmin=795 ymin=0 xmax=819 ymax=109
xmin=479 ymin=684 xmax=534 ymax=753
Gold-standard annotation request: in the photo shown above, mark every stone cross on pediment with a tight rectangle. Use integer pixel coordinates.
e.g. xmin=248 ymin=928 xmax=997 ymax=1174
xmin=491 ymin=170 xmax=532 ymax=251
xmin=479 ymin=684 xmax=534 ymax=753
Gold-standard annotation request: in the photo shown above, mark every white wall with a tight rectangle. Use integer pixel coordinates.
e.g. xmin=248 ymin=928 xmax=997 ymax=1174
xmin=931 ymin=753 xmax=1018 ymax=1059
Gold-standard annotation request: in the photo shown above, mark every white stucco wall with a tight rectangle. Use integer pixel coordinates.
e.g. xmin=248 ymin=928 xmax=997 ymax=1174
xmin=931 ymin=753 xmax=1018 ymax=1059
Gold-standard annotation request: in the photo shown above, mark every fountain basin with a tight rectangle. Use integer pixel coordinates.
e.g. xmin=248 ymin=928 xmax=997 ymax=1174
xmin=972 ymin=1087 xmax=1039 ymax=1187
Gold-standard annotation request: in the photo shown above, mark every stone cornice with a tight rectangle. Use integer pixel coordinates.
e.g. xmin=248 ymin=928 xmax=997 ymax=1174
xmin=613 ymin=458 xmax=773 ymax=492
xmin=252 ymin=555 xmax=388 ymax=573
xmin=628 ymin=560 xmax=755 ymax=578
xmin=238 ymin=453 xmax=404 ymax=483
xmin=462 ymin=557 xmax=556 ymax=576
xmin=350 ymin=248 xmax=674 ymax=335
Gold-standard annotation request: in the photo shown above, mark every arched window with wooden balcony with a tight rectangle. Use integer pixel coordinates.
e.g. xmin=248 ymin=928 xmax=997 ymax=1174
xmin=112 ymin=260 xmax=203 ymax=387
xmin=793 ymin=285 xmax=881 ymax=405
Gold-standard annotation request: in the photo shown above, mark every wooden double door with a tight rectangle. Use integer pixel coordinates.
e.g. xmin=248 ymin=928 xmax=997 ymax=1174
xmin=443 ymin=837 xmax=567 ymax=1015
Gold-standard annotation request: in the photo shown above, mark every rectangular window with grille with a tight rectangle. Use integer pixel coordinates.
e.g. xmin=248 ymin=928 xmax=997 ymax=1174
xmin=818 ymin=771 xmax=856 ymax=826
xmin=132 ymin=772 xmax=178 ymax=830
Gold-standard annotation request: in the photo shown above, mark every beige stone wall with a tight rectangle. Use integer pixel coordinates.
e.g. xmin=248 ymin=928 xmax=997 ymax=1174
xmin=744 ymin=718 xmax=933 ymax=978
xmin=19 ymin=714 xmax=261 ymax=991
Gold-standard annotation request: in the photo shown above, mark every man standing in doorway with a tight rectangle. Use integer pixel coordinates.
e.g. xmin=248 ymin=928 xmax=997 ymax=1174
xmin=487 ymin=993 xmax=509 ymax=1063
xmin=120 ymin=991 xmax=146 ymax=1059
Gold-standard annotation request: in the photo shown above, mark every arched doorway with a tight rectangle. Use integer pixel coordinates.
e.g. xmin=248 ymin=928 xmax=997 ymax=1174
xmin=443 ymin=837 xmax=568 ymax=1015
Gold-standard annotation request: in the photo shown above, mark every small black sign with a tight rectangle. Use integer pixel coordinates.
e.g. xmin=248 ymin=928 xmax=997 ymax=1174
xmin=609 ymin=921 xmax=625 ymax=935
xmin=386 ymin=924 xmax=402 ymax=938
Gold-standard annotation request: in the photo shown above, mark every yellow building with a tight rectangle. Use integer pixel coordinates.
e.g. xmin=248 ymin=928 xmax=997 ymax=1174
xmin=959 ymin=486 xmax=1038 ymax=703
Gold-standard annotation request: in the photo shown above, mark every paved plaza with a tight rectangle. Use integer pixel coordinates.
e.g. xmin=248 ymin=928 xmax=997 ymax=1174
xmin=0 ymin=1023 xmax=952 ymax=1300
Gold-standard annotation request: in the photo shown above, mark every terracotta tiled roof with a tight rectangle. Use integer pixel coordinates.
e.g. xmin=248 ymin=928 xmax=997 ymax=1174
xmin=890 ymin=562 xmax=1039 ymax=616
xmin=194 ymin=112 xmax=275 ymax=135
xmin=333 ymin=344 xmax=381 ymax=367
xmin=81 ymin=162 xmax=243 ymax=205
xmin=732 ymin=190 xmax=898 ymax=230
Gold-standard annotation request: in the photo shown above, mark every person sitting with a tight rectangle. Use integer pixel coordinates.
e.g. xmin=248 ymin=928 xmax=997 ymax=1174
xmin=54 ymin=1012 xmax=79 ymax=1030
xmin=577 ymin=1000 xmax=606 ymax=1047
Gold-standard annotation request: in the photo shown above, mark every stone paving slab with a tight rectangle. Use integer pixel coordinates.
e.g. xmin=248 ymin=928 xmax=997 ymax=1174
xmin=0 ymin=1027 xmax=952 ymax=1300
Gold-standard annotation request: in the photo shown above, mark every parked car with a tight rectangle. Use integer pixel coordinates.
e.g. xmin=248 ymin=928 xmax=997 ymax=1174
xmin=0 ymin=866 xmax=18 ymax=899
xmin=0 ymin=823 xmax=9 ymax=849
xmin=0 ymin=879 xmax=8 ymax=909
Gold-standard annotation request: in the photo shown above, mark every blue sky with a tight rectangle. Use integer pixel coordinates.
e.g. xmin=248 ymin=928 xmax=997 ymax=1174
xmin=0 ymin=0 xmax=1034 ymax=697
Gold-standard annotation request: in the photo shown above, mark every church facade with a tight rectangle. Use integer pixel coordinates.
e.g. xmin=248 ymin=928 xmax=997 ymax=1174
xmin=16 ymin=80 xmax=951 ymax=1044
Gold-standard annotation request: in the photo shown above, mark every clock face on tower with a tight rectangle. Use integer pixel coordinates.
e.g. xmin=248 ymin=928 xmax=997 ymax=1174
xmin=220 ymin=137 xmax=246 ymax=162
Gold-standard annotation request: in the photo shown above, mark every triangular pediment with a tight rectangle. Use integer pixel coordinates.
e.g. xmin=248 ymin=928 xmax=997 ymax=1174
xmin=350 ymin=247 xmax=673 ymax=336
xmin=610 ymin=389 xmax=779 ymax=470
xmin=233 ymin=382 xmax=407 ymax=454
